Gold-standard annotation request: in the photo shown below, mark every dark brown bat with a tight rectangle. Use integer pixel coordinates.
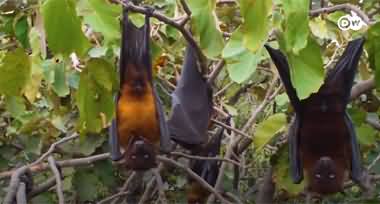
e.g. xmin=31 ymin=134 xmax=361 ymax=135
xmin=187 ymin=122 xmax=225 ymax=204
xmin=265 ymin=38 xmax=364 ymax=194
xmin=168 ymin=45 xmax=213 ymax=150
xmin=109 ymin=6 xmax=171 ymax=170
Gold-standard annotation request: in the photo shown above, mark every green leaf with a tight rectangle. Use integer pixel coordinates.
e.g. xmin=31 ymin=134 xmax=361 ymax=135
xmin=73 ymin=170 xmax=101 ymax=202
xmin=81 ymin=0 xmax=121 ymax=43
xmin=5 ymin=95 xmax=26 ymax=118
xmin=287 ymin=37 xmax=324 ymax=99
xmin=366 ymin=22 xmax=380 ymax=89
xmin=15 ymin=16 xmax=30 ymax=48
xmin=88 ymin=58 xmax=116 ymax=91
xmin=76 ymin=59 xmax=115 ymax=134
xmin=226 ymin=50 xmax=261 ymax=83
xmin=41 ymin=0 xmax=90 ymax=56
xmin=274 ymin=146 xmax=306 ymax=195
xmin=253 ymin=113 xmax=286 ymax=151
xmin=0 ymin=48 xmax=31 ymax=96
xmin=240 ymin=0 xmax=272 ymax=52
xmin=223 ymin=30 xmax=261 ymax=83
xmin=41 ymin=60 xmax=70 ymax=97
xmin=60 ymin=135 xmax=105 ymax=155
xmin=356 ymin=124 xmax=377 ymax=147
xmin=282 ymin=0 xmax=310 ymax=54
xmin=188 ymin=0 xmax=224 ymax=58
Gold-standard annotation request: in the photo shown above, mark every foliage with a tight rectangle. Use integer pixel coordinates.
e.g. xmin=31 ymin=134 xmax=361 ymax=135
xmin=0 ymin=0 xmax=380 ymax=203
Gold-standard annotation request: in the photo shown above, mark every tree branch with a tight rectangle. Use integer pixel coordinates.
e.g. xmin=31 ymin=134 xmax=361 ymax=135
xmin=310 ymin=3 xmax=375 ymax=25
xmin=48 ymin=156 xmax=64 ymax=204
xmin=350 ymin=77 xmax=376 ymax=100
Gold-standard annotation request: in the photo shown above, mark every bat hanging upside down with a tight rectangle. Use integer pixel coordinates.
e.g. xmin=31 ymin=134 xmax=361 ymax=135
xmin=265 ymin=38 xmax=365 ymax=195
xmin=109 ymin=6 xmax=171 ymax=170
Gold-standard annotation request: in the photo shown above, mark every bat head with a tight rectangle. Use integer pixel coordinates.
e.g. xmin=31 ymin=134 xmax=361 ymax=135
xmin=124 ymin=136 xmax=157 ymax=170
xmin=122 ymin=63 xmax=150 ymax=96
xmin=308 ymin=156 xmax=344 ymax=194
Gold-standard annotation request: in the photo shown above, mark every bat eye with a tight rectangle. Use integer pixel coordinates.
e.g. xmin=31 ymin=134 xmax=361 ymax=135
xmin=144 ymin=154 xmax=149 ymax=159
xmin=315 ymin=174 xmax=321 ymax=179
xmin=131 ymin=155 xmax=136 ymax=159
xmin=329 ymin=174 xmax=336 ymax=179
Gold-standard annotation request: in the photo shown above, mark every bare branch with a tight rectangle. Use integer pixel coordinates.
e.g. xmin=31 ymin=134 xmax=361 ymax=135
xmin=157 ymin=155 xmax=232 ymax=204
xmin=310 ymin=3 xmax=375 ymax=25
xmin=4 ymin=166 xmax=29 ymax=204
xmin=31 ymin=133 xmax=78 ymax=166
xmin=207 ymin=60 xmax=226 ymax=84
xmin=350 ymin=77 xmax=376 ymax=100
xmin=28 ymin=177 xmax=56 ymax=198
xmin=16 ymin=182 xmax=27 ymax=204
xmin=153 ymin=168 xmax=167 ymax=204
xmin=48 ymin=156 xmax=64 ymax=204
xmin=0 ymin=153 xmax=110 ymax=179
xmin=211 ymin=119 xmax=251 ymax=139
xmin=170 ymin=151 xmax=244 ymax=167
xmin=179 ymin=0 xmax=192 ymax=16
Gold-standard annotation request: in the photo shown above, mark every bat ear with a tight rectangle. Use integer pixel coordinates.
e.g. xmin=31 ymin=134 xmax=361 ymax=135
xmin=265 ymin=44 xmax=301 ymax=112
xmin=326 ymin=38 xmax=365 ymax=103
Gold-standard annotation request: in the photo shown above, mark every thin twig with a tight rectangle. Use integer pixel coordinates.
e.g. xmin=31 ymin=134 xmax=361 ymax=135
xmin=97 ymin=192 xmax=131 ymax=204
xmin=170 ymin=151 xmax=244 ymax=167
xmin=48 ymin=156 xmax=64 ymax=204
xmin=153 ymin=168 xmax=167 ymax=204
xmin=211 ymin=119 xmax=251 ymax=139
xmin=179 ymin=0 xmax=192 ymax=16
xmin=157 ymin=155 xmax=232 ymax=204
xmin=31 ymin=133 xmax=78 ymax=166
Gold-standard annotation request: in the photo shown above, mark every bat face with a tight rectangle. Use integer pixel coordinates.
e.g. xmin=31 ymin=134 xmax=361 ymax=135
xmin=122 ymin=64 xmax=150 ymax=96
xmin=124 ymin=136 xmax=157 ymax=170
xmin=308 ymin=157 xmax=345 ymax=194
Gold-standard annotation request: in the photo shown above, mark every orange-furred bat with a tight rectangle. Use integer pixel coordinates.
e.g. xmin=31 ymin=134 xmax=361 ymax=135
xmin=109 ymin=6 xmax=171 ymax=170
xmin=265 ymin=38 xmax=364 ymax=195
xmin=187 ymin=123 xmax=225 ymax=204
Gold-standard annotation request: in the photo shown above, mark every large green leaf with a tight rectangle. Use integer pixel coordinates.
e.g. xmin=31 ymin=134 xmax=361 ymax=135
xmin=282 ymin=0 xmax=310 ymax=54
xmin=73 ymin=169 xmax=101 ymax=202
xmin=253 ymin=113 xmax=286 ymax=151
xmin=287 ymin=37 xmax=324 ymax=99
xmin=0 ymin=48 xmax=31 ymax=96
xmin=366 ymin=22 xmax=380 ymax=89
xmin=41 ymin=0 xmax=90 ymax=56
xmin=76 ymin=58 xmax=115 ymax=134
xmin=223 ymin=29 xmax=261 ymax=83
xmin=80 ymin=0 xmax=121 ymax=43
xmin=15 ymin=16 xmax=30 ymax=48
xmin=240 ymin=0 xmax=272 ymax=52
xmin=41 ymin=60 xmax=70 ymax=97
xmin=188 ymin=0 xmax=224 ymax=58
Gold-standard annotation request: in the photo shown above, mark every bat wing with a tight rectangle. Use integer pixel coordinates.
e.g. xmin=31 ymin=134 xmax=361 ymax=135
xmin=119 ymin=7 xmax=152 ymax=85
xmin=324 ymin=38 xmax=365 ymax=105
xmin=153 ymin=85 xmax=172 ymax=153
xmin=192 ymin=122 xmax=224 ymax=186
xmin=265 ymin=45 xmax=303 ymax=183
xmin=168 ymin=45 xmax=213 ymax=149
xmin=344 ymin=113 xmax=362 ymax=182
xmin=264 ymin=45 xmax=302 ymax=113
xmin=288 ymin=115 xmax=303 ymax=183
xmin=109 ymin=96 xmax=122 ymax=161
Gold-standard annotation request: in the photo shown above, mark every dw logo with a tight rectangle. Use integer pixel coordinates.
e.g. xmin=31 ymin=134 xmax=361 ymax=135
xmin=338 ymin=11 xmax=367 ymax=31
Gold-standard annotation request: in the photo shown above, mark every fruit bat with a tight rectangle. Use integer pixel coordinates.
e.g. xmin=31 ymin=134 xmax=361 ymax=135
xmin=109 ymin=6 xmax=171 ymax=170
xmin=265 ymin=38 xmax=364 ymax=194
xmin=187 ymin=123 xmax=225 ymax=204
xmin=167 ymin=45 xmax=213 ymax=150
